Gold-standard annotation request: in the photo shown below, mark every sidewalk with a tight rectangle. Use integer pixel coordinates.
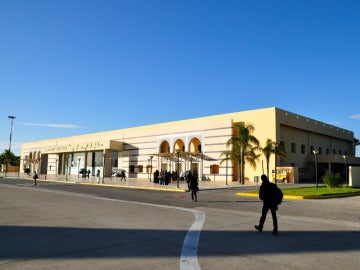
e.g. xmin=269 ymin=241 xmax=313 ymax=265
xmin=2 ymin=172 xmax=258 ymax=192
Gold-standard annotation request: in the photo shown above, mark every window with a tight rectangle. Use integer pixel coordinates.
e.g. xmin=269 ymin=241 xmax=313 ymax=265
xmin=129 ymin=165 xmax=135 ymax=173
xmin=301 ymin=144 xmax=306 ymax=154
xmin=94 ymin=152 xmax=103 ymax=166
xmin=319 ymin=147 xmax=322 ymax=155
xmin=291 ymin=143 xmax=296 ymax=153
xmin=138 ymin=165 xmax=143 ymax=172
xmin=279 ymin=141 xmax=285 ymax=152
xmin=333 ymin=149 xmax=336 ymax=154
xmin=326 ymin=148 xmax=329 ymax=155
xmin=310 ymin=146 xmax=314 ymax=153
xmin=112 ymin=151 xmax=118 ymax=168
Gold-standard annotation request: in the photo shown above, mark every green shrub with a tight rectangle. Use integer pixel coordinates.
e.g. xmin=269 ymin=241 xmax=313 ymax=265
xmin=322 ymin=172 xmax=341 ymax=188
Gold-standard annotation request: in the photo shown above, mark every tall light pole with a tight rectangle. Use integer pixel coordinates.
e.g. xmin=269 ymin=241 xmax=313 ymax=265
xmin=5 ymin=116 xmax=16 ymax=176
xmin=342 ymin=155 xmax=348 ymax=188
xmin=313 ymin=150 xmax=319 ymax=189
xmin=8 ymin=116 xmax=16 ymax=152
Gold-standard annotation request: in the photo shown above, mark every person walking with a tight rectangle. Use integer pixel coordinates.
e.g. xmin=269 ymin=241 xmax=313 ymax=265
xmin=33 ymin=171 xmax=39 ymax=186
xmin=154 ymin=170 xmax=159 ymax=184
xmin=255 ymin=174 xmax=279 ymax=235
xmin=186 ymin=171 xmax=192 ymax=191
xmin=159 ymin=169 xmax=165 ymax=185
xmin=189 ymin=175 xmax=199 ymax=202
xmin=120 ymin=170 xmax=126 ymax=181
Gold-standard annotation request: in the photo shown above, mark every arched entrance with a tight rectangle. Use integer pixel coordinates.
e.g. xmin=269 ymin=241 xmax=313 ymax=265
xmin=159 ymin=140 xmax=171 ymax=171
xmin=173 ymin=139 xmax=185 ymax=175
xmin=188 ymin=137 xmax=202 ymax=180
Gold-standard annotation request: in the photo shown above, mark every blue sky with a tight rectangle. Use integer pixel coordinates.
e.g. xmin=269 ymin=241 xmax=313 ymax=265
xmin=1 ymin=0 xmax=359 ymax=156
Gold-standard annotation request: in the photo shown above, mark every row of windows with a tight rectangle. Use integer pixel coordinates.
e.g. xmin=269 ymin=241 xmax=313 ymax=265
xmin=289 ymin=143 xmax=348 ymax=155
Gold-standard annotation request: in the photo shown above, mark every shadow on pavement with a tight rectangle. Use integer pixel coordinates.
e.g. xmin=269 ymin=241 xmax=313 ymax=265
xmin=0 ymin=226 xmax=359 ymax=259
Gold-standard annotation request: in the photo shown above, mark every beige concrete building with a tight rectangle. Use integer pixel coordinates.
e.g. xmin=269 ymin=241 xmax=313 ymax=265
xmin=20 ymin=107 xmax=360 ymax=184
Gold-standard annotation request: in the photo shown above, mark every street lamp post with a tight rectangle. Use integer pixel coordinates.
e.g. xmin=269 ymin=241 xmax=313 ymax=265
xmin=313 ymin=150 xmax=319 ymax=189
xmin=189 ymin=155 xmax=193 ymax=173
xmin=342 ymin=155 xmax=348 ymax=188
xmin=149 ymin=155 xmax=153 ymax=182
xmin=66 ymin=154 xmax=71 ymax=181
xmin=18 ymin=158 xmax=21 ymax=178
xmin=77 ymin=157 xmax=81 ymax=178
xmin=8 ymin=116 xmax=16 ymax=152
xmin=5 ymin=116 xmax=16 ymax=176
xmin=55 ymin=159 xmax=58 ymax=177
xmin=103 ymin=152 xmax=106 ymax=184
xmin=274 ymin=143 xmax=279 ymax=184
xmin=176 ymin=150 xmax=180 ymax=188
xmin=240 ymin=145 xmax=243 ymax=184
xmin=110 ymin=157 xmax=113 ymax=180
xmin=225 ymin=152 xmax=229 ymax=186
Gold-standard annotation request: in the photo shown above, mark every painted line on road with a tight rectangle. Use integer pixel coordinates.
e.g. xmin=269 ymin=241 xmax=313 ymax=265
xmin=236 ymin=192 xmax=305 ymax=200
xmin=2 ymin=184 xmax=205 ymax=270
xmin=180 ymin=210 xmax=205 ymax=270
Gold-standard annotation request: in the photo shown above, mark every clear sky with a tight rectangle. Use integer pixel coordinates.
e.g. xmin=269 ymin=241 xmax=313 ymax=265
xmin=1 ymin=0 xmax=359 ymax=156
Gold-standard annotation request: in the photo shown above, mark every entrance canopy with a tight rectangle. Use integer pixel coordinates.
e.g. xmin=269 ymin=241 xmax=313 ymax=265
xmin=42 ymin=140 xmax=123 ymax=154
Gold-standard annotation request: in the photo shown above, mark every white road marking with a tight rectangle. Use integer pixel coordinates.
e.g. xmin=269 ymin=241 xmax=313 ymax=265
xmin=180 ymin=210 xmax=205 ymax=270
xmin=2 ymin=184 xmax=206 ymax=270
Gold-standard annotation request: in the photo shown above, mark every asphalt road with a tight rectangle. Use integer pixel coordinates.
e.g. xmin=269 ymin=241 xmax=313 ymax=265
xmin=0 ymin=178 xmax=359 ymax=270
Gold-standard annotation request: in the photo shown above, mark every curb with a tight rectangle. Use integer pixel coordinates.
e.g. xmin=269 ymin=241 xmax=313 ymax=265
xmin=236 ymin=192 xmax=305 ymax=200
xmin=29 ymin=178 xmax=187 ymax=192
xmin=236 ymin=192 xmax=360 ymax=200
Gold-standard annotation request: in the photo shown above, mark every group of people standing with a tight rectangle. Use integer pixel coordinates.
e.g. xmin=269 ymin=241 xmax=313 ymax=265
xmin=153 ymin=169 xmax=200 ymax=202
xmin=153 ymin=169 xmax=175 ymax=185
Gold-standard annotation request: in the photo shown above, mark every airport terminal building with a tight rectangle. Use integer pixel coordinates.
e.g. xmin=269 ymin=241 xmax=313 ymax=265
xmin=20 ymin=107 xmax=360 ymax=184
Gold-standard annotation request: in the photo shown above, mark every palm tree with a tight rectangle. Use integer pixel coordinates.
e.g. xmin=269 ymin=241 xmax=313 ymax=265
xmin=355 ymin=138 xmax=360 ymax=147
xmin=261 ymin=138 xmax=275 ymax=179
xmin=260 ymin=139 xmax=287 ymax=179
xmin=274 ymin=143 xmax=287 ymax=164
xmin=224 ymin=122 xmax=260 ymax=184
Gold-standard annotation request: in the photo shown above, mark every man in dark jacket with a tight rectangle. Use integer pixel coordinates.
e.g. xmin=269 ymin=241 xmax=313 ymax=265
xmin=255 ymin=174 xmax=278 ymax=235
xmin=33 ymin=171 xmax=39 ymax=186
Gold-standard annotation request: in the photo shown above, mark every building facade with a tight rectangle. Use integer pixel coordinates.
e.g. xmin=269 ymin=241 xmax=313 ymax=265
xmin=20 ymin=107 xmax=359 ymax=184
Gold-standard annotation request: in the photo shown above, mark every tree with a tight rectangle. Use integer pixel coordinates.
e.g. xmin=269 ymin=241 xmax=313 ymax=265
xmin=224 ymin=123 xmax=260 ymax=184
xmin=261 ymin=138 xmax=275 ymax=179
xmin=0 ymin=150 xmax=20 ymax=166
xmin=355 ymin=138 xmax=360 ymax=146
xmin=261 ymin=139 xmax=287 ymax=179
